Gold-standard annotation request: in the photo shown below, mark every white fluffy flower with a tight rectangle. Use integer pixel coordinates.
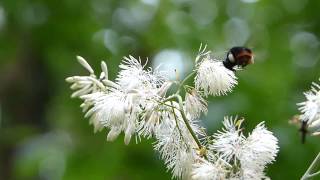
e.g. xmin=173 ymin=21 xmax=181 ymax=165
xmin=191 ymin=160 xmax=226 ymax=180
xmin=185 ymin=89 xmax=208 ymax=119
xmin=117 ymin=55 xmax=166 ymax=93
xmin=211 ymin=117 xmax=244 ymax=162
xmin=154 ymin=119 xmax=187 ymax=178
xmin=67 ymin=56 xmax=172 ymax=143
xmin=138 ymin=83 xmax=173 ymax=138
xmin=117 ymin=56 xmax=147 ymax=91
xmin=153 ymin=104 xmax=200 ymax=179
xmin=81 ymin=91 xmax=130 ymax=141
xmin=138 ymin=107 xmax=162 ymax=138
xmin=172 ymin=151 xmax=195 ymax=179
xmin=116 ymin=55 xmax=169 ymax=110
xmin=195 ymin=55 xmax=237 ymax=96
xmin=297 ymin=81 xmax=320 ymax=127
xmin=210 ymin=117 xmax=278 ymax=177
xmin=82 ymin=92 xmax=126 ymax=127
xmin=237 ymin=122 xmax=279 ymax=170
xmin=240 ymin=168 xmax=269 ymax=180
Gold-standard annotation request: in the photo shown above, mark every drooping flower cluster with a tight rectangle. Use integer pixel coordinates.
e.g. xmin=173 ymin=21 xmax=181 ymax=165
xmin=67 ymin=56 xmax=171 ymax=145
xmin=66 ymin=45 xmax=279 ymax=179
xmin=296 ymin=80 xmax=320 ymax=136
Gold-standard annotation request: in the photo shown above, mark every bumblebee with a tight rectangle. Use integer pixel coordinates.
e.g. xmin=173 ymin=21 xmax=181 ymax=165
xmin=223 ymin=47 xmax=254 ymax=71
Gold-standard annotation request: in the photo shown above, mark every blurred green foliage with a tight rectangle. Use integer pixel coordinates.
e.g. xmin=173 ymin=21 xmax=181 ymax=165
xmin=0 ymin=0 xmax=320 ymax=179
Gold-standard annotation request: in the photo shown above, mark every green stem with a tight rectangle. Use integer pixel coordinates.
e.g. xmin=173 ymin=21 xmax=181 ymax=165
xmin=309 ymin=170 xmax=320 ymax=178
xmin=162 ymin=95 xmax=178 ymax=103
xmin=161 ymin=89 xmax=206 ymax=158
xmin=171 ymin=101 xmax=188 ymax=148
xmin=176 ymin=71 xmax=196 ymax=94
xmin=301 ymin=152 xmax=320 ymax=180
xmin=174 ymin=94 xmax=202 ymax=150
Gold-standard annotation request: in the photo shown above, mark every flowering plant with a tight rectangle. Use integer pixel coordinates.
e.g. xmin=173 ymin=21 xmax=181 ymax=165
xmin=292 ymin=79 xmax=320 ymax=180
xmin=66 ymin=45 xmax=279 ymax=179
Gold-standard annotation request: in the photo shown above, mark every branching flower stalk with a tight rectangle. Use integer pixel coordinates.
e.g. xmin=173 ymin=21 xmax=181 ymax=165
xmin=301 ymin=152 xmax=320 ymax=180
xmin=66 ymin=45 xmax=279 ymax=179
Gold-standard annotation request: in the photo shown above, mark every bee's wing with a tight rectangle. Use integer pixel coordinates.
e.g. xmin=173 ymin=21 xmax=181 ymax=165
xmin=211 ymin=50 xmax=227 ymax=61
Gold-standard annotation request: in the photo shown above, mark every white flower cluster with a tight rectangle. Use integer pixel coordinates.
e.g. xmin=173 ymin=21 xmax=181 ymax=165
xmin=195 ymin=55 xmax=237 ymax=96
xmin=297 ymin=80 xmax=320 ymax=136
xmin=66 ymin=46 xmax=279 ymax=179
xmin=191 ymin=117 xmax=278 ymax=180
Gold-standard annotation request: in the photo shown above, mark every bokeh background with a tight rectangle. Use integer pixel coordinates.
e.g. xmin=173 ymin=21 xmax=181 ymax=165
xmin=1 ymin=0 xmax=320 ymax=179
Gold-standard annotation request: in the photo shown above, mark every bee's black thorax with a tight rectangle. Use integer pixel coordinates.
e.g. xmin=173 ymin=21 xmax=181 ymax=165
xmin=223 ymin=59 xmax=236 ymax=71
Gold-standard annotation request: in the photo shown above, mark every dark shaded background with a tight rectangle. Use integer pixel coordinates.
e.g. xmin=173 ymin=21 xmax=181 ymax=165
xmin=0 ymin=0 xmax=320 ymax=179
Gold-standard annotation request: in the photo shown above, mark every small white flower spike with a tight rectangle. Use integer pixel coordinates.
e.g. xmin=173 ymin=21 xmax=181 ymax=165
xmin=195 ymin=55 xmax=237 ymax=96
